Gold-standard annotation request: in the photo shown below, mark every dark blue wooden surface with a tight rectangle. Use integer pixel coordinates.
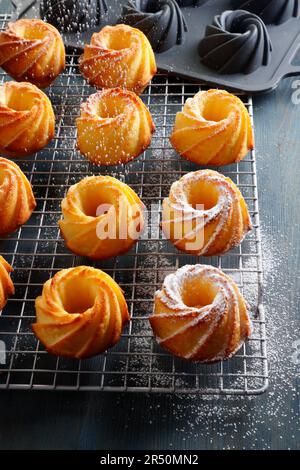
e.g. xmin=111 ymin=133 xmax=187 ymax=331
xmin=0 ymin=0 xmax=299 ymax=450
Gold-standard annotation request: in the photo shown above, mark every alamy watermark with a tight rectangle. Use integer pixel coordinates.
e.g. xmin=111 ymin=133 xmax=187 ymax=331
xmin=0 ymin=340 xmax=6 ymax=365
xmin=292 ymin=340 xmax=300 ymax=366
xmin=291 ymin=80 xmax=300 ymax=104
xmin=94 ymin=202 xmax=205 ymax=252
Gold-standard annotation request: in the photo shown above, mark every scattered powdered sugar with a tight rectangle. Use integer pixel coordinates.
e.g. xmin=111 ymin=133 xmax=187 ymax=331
xmin=105 ymin=226 xmax=299 ymax=450
xmin=138 ymin=228 xmax=298 ymax=449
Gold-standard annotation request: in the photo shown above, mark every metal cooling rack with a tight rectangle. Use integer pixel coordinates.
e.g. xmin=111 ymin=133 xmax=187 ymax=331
xmin=0 ymin=13 xmax=268 ymax=394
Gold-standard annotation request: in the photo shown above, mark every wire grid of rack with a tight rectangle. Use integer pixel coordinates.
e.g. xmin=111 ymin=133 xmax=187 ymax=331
xmin=0 ymin=13 xmax=268 ymax=394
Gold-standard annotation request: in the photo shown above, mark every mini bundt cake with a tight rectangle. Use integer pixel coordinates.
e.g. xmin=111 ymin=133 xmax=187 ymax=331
xmin=77 ymin=88 xmax=155 ymax=166
xmin=0 ymin=256 xmax=14 ymax=311
xmin=33 ymin=266 xmax=129 ymax=359
xmin=59 ymin=176 xmax=145 ymax=260
xmin=231 ymin=0 xmax=299 ymax=24
xmin=0 ymin=19 xmax=65 ymax=88
xmin=170 ymin=89 xmax=254 ymax=166
xmin=162 ymin=170 xmax=252 ymax=256
xmin=198 ymin=10 xmax=272 ymax=74
xmin=150 ymin=264 xmax=252 ymax=363
xmin=120 ymin=0 xmax=188 ymax=53
xmin=0 ymin=157 xmax=36 ymax=236
xmin=0 ymin=81 xmax=55 ymax=157
xmin=79 ymin=24 xmax=157 ymax=94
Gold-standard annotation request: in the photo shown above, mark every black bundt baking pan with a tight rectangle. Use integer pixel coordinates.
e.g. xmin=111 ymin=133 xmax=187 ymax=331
xmin=10 ymin=0 xmax=300 ymax=93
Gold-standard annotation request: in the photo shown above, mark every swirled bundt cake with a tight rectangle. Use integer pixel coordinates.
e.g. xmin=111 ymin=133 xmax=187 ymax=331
xmin=0 ymin=157 xmax=36 ymax=236
xmin=170 ymin=89 xmax=254 ymax=166
xmin=40 ymin=0 xmax=108 ymax=33
xmin=79 ymin=24 xmax=157 ymax=94
xmin=120 ymin=0 xmax=188 ymax=52
xmin=0 ymin=81 xmax=55 ymax=157
xmin=77 ymin=88 xmax=155 ymax=166
xmin=199 ymin=10 xmax=272 ymax=74
xmin=0 ymin=19 xmax=65 ymax=88
xmin=59 ymin=176 xmax=145 ymax=260
xmin=33 ymin=266 xmax=129 ymax=359
xmin=162 ymin=170 xmax=252 ymax=256
xmin=231 ymin=0 xmax=299 ymax=24
xmin=0 ymin=256 xmax=14 ymax=311
xmin=150 ymin=265 xmax=252 ymax=363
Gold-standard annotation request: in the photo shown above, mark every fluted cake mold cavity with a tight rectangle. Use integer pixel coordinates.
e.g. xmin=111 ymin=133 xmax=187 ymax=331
xmin=40 ymin=0 xmax=108 ymax=33
xmin=199 ymin=10 xmax=272 ymax=74
xmin=231 ymin=0 xmax=300 ymax=24
xmin=120 ymin=0 xmax=188 ymax=52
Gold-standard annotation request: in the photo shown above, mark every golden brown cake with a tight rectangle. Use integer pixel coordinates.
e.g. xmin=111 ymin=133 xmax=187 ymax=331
xmin=0 ymin=157 xmax=36 ymax=236
xmin=79 ymin=24 xmax=157 ymax=94
xmin=162 ymin=169 xmax=252 ymax=256
xmin=0 ymin=19 xmax=65 ymax=88
xmin=0 ymin=81 xmax=55 ymax=157
xmin=170 ymin=89 xmax=254 ymax=166
xmin=0 ymin=255 xmax=14 ymax=311
xmin=77 ymin=87 xmax=155 ymax=166
xmin=33 ymin=266 xmax=129 ymax=359
xmin=59 ymin=176 xmax=145 ymax=260
xmin=150 ymin=264 xmax=252 ymax=363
